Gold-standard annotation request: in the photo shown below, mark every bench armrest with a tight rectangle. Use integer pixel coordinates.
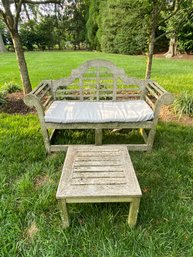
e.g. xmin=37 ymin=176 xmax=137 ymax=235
xmin=24 ymin=81 xmax=54 ymax=118
xmin=145 ymin=80 xmax=174 ymax=109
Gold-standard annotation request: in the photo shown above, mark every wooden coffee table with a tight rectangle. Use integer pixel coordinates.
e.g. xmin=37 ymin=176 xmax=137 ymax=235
xmin=56 ymin=145 xmax=142 ymax=228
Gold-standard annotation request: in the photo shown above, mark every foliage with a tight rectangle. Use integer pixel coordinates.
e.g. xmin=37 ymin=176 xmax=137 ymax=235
xmin=0 ymin=93 xmax=6 ymax=105
xmin=86 ymin=0 xmax=100 ymax=50
xmin=20 ymin=16 xmax=59 ymax=51
xmin=36 ymin=15 xmax=58 ymax=50
xmin=178 ymin=12 xmax=193 ymax=53
xmin=18 ymin=1 xmax=90 ymax=51
xmin=0 ymin=79 xmax=21 ymax=106
xmin=66 ymin=0 xmax=90 ymax=50
xmin=2 ymin=0 xmax=193 ymax=56
xmin=20 ymin=20 xmax=38 ymax=51
xmin=97 ymin=0 xmax=147 ymax=55
xmin=173 ymin=92 xmax=193 ymax=117
xmin=0 ymin=82 xmax=21 ymax=96
xmin=161 ymin=0 xmax=193 ymax=54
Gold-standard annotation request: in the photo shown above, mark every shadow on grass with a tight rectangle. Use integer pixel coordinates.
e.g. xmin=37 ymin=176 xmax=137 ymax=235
xmin=52 ymin=128 xmax=144 ymax=145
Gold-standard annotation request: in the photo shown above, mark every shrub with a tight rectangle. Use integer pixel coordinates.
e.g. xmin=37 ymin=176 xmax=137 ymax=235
xmin=173 ymin=92 xmax=193 ymax=118
xmin=0 ymin=93 xmax=6 ymax=105
xmin=0 ymin=82 xmax=21 ymax=96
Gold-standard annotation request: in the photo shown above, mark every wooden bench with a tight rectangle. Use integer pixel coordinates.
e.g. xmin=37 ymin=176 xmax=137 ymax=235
xmin=24 ymin=59 xmax=174 ymax=153
xmin=56 ymin=145 xmax=142 ymax=227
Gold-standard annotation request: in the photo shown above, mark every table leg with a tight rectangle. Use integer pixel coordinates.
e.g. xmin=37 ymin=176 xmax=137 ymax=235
xmin=58 ymin=199 xmax=70 ymax=228
xmin=128 ymin=197 xmax=140 ymax=227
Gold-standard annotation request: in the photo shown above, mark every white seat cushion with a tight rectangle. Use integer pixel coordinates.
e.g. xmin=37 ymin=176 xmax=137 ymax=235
xmin=44 ymin=100 xmax=154 ymax=123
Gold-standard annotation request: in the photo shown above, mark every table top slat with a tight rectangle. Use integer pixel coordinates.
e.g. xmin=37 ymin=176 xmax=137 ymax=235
xmin=72 ymin=172 xmax=124 ymax=179
xmin=71 ymin=177 xmax=126 ymax=185
xmin=73 ymin=166 xmax=124 ymax=172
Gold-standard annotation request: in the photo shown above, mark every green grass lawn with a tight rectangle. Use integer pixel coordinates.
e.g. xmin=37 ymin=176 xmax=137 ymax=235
xmin=0 ymin=51 xmax=193 ymax=257
xmin=1 ymin=51 xmax=193 ymax=93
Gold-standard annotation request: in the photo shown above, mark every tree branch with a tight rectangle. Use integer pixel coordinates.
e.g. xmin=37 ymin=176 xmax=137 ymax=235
xmin=154 ymin=30 xmax=175 ymax=42
xmin=23 ymin=3 xmax=31 ymax=22
xmin=1 ymin=0 xmax=15 ymax=31
xmin=158 ymin=0 xmax=185 ymax=26
xmin=155 ymin=8 xmax=193 ymax=42
xmin=15 ymin=0 xmax=23 ymax=29
xmin=158 ymin=8 xmax=180 ymax=26
xmin=2 ymin=0 xmax=13 ymax=17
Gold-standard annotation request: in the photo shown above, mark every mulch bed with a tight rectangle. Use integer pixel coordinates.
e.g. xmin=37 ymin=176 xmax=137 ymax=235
xmin=160 ymin=105 xmax=193 ymax=126
xmin=154 ymin=53 xmax=193 ymax=60
xmin=0 ymin=92 xmax=35 ymax=114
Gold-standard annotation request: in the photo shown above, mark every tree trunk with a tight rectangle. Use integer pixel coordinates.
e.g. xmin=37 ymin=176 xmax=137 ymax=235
xmin=145 ymin=5 xmax=157 ymax=80
xmin=165 ymin=37 xmax=177 ymax=58
xmin=145 ymin=34 xmax=156 ymax=79
xmin=11 ymin=30 xmax=32 ymax=94
xmin=0 ymin=33 xmax=7 ymax=52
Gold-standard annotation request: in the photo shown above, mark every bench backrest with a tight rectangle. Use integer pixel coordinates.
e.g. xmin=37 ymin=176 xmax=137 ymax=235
xmin=52 ymin=60 xmax=147 ymax=101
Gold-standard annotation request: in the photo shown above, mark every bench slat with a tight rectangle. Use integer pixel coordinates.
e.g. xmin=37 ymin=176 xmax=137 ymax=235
xmin=145 ymin=95 xmax=155 ymax=110
xmin=146 ymin=85 xmax=159 ymax=99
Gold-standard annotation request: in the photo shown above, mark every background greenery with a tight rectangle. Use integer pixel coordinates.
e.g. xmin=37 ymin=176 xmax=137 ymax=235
xmin=0 ymin=52 xmax=193 ymax=256
xmin=1 ymin=0 xmax=193 ymax=54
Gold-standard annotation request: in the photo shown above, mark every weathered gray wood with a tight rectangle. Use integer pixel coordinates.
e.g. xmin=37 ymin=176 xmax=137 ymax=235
xmin=24 ymin=59 xmax=174 ymax=153
xmin=128 ymin=197 xmax=141 ymax=227
xmin=45 ymin=122 xmax=153 ymax=129
xmin=49 ymin=143 xmax=149 ymax=153
xmin=72 ymin=172 xmax=125 ymax=178
xmin=56 ymin=145 xmax=142 ymax=227
xmin=74 ymin=166 xmax=124 ymax=172
xmin=58 ymin=199 xmax=70 ymax=228
xmin=146 ymin=84 xmax=159 ymax=99
xmin=95 ymin=129 xmax=102 ymax=145
xmin=145 ymin=95 xmax=155 ymax=110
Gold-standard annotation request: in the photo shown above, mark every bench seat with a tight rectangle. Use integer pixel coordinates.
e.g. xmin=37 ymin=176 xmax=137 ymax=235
xmin=44 ymin=100 xmax=154 ymax=123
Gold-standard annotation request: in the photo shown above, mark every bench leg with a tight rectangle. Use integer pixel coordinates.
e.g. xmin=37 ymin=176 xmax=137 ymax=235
xmin=40 ymin=124 xmax=51 ymax=154
xmin=58 ymin=199 xmax=70 ymax=228
xmin=95 ymin=129 xmax=102 ymax=145
xmin=147 ymin=127 xmax=157 ymax=152
xmin=128 ymin=197 xmax=140 ymax=227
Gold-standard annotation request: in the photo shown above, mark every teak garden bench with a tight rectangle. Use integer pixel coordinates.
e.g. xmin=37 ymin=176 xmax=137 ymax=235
xmin=24 ymin=59 xmax=174 ymax=153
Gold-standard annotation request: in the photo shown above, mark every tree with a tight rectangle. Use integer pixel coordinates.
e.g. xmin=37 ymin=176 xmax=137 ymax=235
xmin=178 ymin=12 xmax=193 ymax=53
xmin=66 ymin=0 xmax=90 ymax=50
xmin=0 ymin=0 xmax=61 ymax=94
xmin=86 ymin=0 xmax=100 ymax=50
xmin=20 ymin=20 xmax=37 ymax=50
xmin=97 ymin=0 xmax=147 ymax=55
xmin=145 ymin=0 xmax=193 ymax=79
xmin=164 ymin=0 xmax=193 ymax=57
xmin=36 ymin=15 xmax=58 ymax=50
xmin=145 ymin=0 xmax=161 ymax=79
